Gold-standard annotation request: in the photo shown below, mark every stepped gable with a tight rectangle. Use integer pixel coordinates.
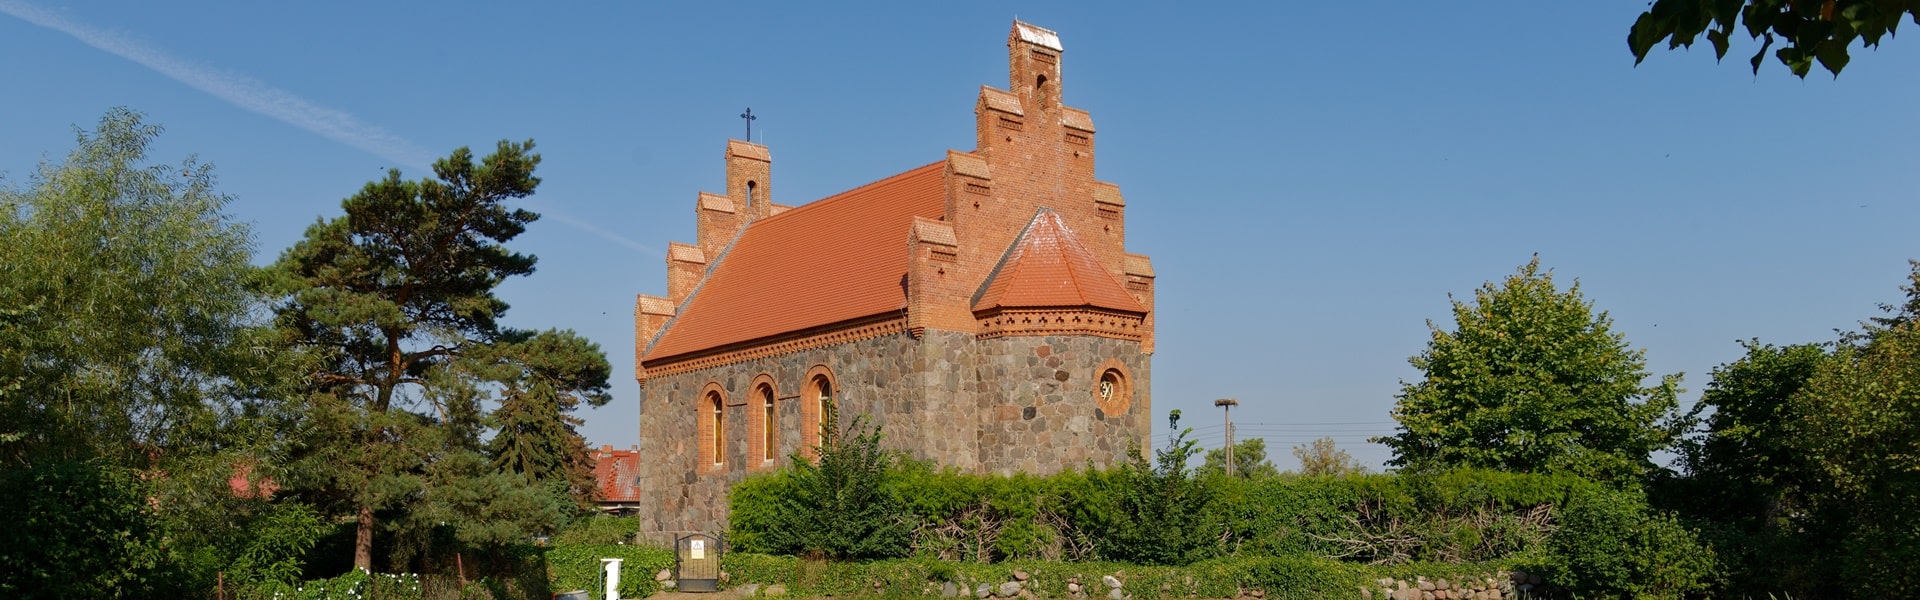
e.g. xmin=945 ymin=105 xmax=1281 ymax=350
xmin=644 ymin=162 xmax=947 ymax=361
xmin=974 ymin=209 xmax=1146 ymax=314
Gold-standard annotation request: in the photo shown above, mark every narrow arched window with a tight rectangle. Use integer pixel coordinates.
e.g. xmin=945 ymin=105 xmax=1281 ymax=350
xmin=711 ymin=392 xmax=725 ymax=466
xmin=746 ymin=180 xmax=757 ymax=209
xmin=815 ymin=376 xmax=834 ymax=438
xmin=800 ymin=367 xmax=836 ymax=459
xmin=760 ymin=384 xmax=777 ymax=463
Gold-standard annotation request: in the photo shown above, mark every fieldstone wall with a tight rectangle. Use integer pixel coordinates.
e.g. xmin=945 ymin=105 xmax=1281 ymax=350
xmin=974 ymin=335 xmax=1149 ymax=475
xmin=636 ymin=329 xmax=1150 ymax=539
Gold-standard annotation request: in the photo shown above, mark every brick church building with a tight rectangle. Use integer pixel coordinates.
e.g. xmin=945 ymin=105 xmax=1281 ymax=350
xmin=631 ymin=22 xmax=1157 ymax=536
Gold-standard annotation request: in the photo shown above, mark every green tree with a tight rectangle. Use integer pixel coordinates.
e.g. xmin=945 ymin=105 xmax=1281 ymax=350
xmin=1198 ymin=438 xmax=1280 ymax=479
xmin=0 ymin=109 xmax=307 ymax=595
xmin=0 ymin=108 xmax=279 ymax=466
xmin=271 ymin=140 xmax=587 ymax=570
xmin=483 ymin=329 xmax=612 ymax=508
xmin=1679 ymin=341 xmax=1830 ymax=524
xmin=1628 ymin=0 xmax=1917 ymax=77
xmin=1789 ymin=270 xmax=1920 ymax=593
xmin=1290 ymin=437 xmax=1368 ymax=477
xmin=1380 ymin=258 xmax=1683 ymax=484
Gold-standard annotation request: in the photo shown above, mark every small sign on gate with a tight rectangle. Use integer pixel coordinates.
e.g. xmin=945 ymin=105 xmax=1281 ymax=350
xmin=675 ymin=533 xmax=723 ymax=593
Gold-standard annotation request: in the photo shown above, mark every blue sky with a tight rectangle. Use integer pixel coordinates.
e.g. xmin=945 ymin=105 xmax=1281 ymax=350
xmin=3 ymin=2 xmax=1915 ymax=470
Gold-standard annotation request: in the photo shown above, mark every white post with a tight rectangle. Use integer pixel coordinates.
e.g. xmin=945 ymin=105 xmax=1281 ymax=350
xmin=601 ymin=558 xmax=623 ymax=600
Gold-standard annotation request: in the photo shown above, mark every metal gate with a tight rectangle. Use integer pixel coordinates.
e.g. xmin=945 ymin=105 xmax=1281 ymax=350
xmin=675 ymin=533 xmax=723 ymax=593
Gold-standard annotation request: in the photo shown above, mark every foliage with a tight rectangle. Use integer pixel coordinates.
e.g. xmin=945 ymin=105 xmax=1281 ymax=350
xmin=1077 ymin=410 xmax=1214 ymax=565
xmin=1380 ymin=258 xmax=1683 ymax=485
xmin=891 ymin=465 xmax=1083 ymax=562
xmin=0 ymin=107 xmax=281 ymax=466
xmin=1629 ymin=0 xmax=1918 ymax=77
xmin=1290 ymin=437 xmax=1368 ymax=477
xmin=0 ymin=460 xmax=178 ymax=597
xmin=483 ymin=329 xmax=611 ymax=508
xmin=239 ymin=570 xmax=507 ymax=600
xmin=719 ymin=552 xmax=1509 ymax=600
xmin=1198 ymin=437 xmax=1280 ymax=479
xmin=271 ymin=139 xmax=607 ymax=570
xmin=1545 ymin=486 xmax=1716 ymax=600
xmin=1675 ymin=341 xmax=1829 ymax=523
xmin=551 ymin=515 xmax=640 ymax=546
xmin=743 ymin=414 xmax=912 ymax=560
xmin=1654 ymin=264 xmax=1920 ymax=598
xmin=1791 ymin=312 xmax=1920 ymax=593
xmin=736 ymin=449 xmax=1714 ymax=597
xmin=543 ymin=544 xmax=673 ymax=599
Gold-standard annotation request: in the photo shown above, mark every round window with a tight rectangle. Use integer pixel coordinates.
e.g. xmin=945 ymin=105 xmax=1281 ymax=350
xmin=1097 ymin=368 xmax=1131 ymax=415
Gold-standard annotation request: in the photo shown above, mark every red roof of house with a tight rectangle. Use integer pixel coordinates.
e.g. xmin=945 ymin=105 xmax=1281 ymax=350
xmin=593 ymin=447 xmax=642 ymax=503
xmin=644 ymin=162 xmax=947 ymax=360
xmin=975 ymin=210 xmax=1146 ymax=314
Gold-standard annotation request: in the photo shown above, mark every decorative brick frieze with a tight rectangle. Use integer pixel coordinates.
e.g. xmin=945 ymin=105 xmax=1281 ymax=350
xmin=974 ymin=308 xmax=1145 ymax=342
xmin=639 ymin=315 xmax=905 ymax=383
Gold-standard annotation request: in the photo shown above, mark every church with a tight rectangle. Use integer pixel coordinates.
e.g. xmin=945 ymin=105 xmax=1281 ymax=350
xmin=631 ymin=21 xmax=1157 ymax=536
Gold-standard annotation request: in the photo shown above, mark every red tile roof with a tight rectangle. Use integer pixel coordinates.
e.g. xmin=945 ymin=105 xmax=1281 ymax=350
xmin=974 ymin=210 xmax=1146 ymax=314
xmin=593 ymin=447 xmax=642 ymax=503
xmin=645 ymin=162 xmax=947 ymax=360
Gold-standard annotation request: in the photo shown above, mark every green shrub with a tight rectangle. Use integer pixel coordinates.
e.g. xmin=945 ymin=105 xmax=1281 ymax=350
xmin=1073 ymin=413 xmax=1214 ymax=566
xmin=552 ymin=515 xmax=640 ymax=546
xmin=1546 ymin=486 xmax=1716 ymax=600
xmin=0 ymin=460 xmax=184 ymax=596
xmin=737 ymin=414 xmax=911 ymax=560
xmin=718 ymin=553 xmax=1509 ymax=599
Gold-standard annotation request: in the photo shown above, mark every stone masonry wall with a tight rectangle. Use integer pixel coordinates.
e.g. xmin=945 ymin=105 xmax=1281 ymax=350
xmin=637 ymin=331 xmax=929 ymax=539
xmin=636 ymin=329 xmax=1148 ymax=538
xmin=975 ymin=335 xmax=1148 ymax=475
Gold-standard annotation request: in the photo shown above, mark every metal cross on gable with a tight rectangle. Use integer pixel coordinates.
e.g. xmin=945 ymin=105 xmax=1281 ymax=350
xmin=740 ymin=108 xmax=756 ymax=140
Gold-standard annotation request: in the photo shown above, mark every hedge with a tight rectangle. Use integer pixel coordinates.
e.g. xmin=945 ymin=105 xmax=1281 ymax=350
xmin=733 ymin=466 xmax=1715 ymax=599
xmin=718 ymin=553 xmax=1517 ymax=599
xmin=544 ymin=544 xmax=674 ymax=599
xmin=736 ymin=466 xmax=1595 ymax=564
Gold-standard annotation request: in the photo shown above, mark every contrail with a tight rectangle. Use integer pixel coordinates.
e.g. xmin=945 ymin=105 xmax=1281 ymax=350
xmin=527 ymin=200 xmax=664 ymax=258
xmin=1 ymin=0 xmax=657 ymax=256
xmin=0 ymin=0 xmax=433 ymax=170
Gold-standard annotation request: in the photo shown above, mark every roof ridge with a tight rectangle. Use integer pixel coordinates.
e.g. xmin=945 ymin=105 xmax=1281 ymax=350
xmin=744 ymin=160 xmax=943 ymax=228
xmin=970 ymin=207 xmax=1048 ymax=308
xmin=1050 ymin=213 xmax=1095 ymax=306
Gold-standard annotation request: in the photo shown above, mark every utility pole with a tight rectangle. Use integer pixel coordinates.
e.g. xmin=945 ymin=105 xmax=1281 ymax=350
xmin=1214 ymin=398 xmax=1239 ymax=477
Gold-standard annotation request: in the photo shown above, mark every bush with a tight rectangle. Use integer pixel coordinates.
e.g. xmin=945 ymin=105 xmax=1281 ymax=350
xmin=239 ymin=571 xmax=502 ymax=600
xmin=1545 ymin=487 xmax=1716 ymax=600
xmin=718 ymin=552 xmax=1510 ymax=599
xmin=552 ymin=515 xmax=640 ymax=546
xmin=0 ymin=460 xmax=183 ymax=596
xmin=543 ymin=544 xmax=673 ymax=599
xmin=732 ymin=414 xmax=910 ymax=560
xmin=732 ymin=448 xmax=1714 ymax=598
xmin=1075 ymin=414 xmax=1214 ymax=566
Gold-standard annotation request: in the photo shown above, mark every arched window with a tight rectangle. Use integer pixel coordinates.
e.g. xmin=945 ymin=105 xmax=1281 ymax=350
xmin=759 ymin=383 xmax=777 ymax=464
xmin=710 ymin=392 xmax=725 ymax=466
xmin=800 ymin=366 xmax=837 ymax=459
xmin=746 ymin=180 xmax=757 ymax=209
xmin=815 ymin=377 xmax=834 ymax=436
xmin=698 ymin=384 xmax=727 ymax=473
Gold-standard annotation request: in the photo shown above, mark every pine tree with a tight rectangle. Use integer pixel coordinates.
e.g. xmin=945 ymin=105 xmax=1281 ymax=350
xmin=272 ymin=140 xmax=549 ymax=570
